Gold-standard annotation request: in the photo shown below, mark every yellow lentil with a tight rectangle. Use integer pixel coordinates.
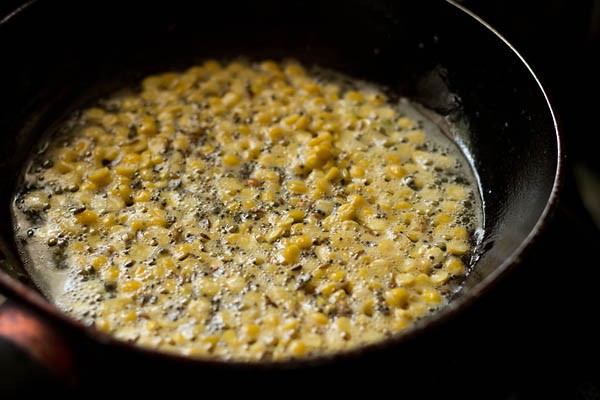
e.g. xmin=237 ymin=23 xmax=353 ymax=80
xmin=14 ymin=59 xmax=480 ymax=361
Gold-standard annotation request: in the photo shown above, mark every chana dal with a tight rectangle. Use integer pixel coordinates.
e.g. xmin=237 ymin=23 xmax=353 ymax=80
xmin=13 ymin=60 xmax=481 ymax=360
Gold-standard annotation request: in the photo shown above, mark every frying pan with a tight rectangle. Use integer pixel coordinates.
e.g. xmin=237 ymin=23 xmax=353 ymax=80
xmin=0 ymin=0 xmax=561 ymax=393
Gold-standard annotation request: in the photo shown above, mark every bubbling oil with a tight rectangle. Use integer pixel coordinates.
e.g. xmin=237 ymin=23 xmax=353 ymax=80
xmin=12 ymin=59 xmax=483 ymax=360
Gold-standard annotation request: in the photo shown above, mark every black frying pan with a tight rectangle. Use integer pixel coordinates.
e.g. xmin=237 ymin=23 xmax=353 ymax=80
xmin=0 ymin=0 xmax=561 ymax=394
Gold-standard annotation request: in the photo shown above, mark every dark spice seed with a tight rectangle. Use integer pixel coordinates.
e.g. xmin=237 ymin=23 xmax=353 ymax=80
xmin=79 ymin=265 xmax=96 ymax=276
xmin=72 ymin=206 xmax=87 ymax=215
xmin=103 ymin=282 xmax=117 ymax=292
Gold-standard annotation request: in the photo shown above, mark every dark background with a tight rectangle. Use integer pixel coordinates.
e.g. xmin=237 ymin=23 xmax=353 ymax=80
xmin=1 ymin=1 xmax=599 ymax=398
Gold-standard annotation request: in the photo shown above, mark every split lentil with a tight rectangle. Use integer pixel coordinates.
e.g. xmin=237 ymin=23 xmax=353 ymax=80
xmin=13 ymin=59 xmax=481 ymax=360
